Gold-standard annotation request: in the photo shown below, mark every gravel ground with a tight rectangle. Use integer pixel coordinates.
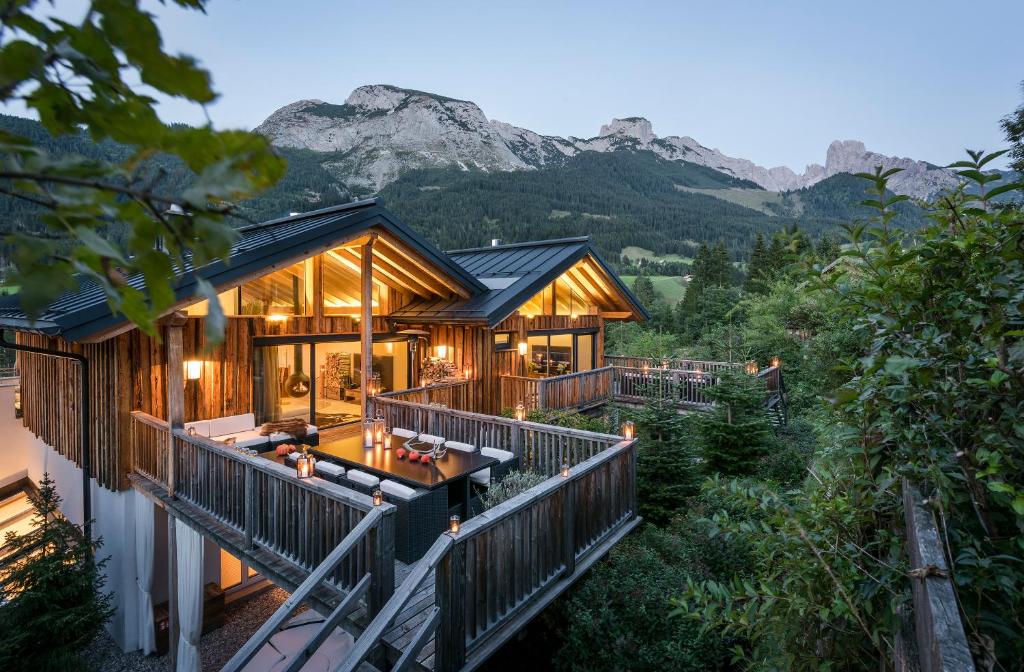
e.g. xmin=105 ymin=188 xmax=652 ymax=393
xmin=80 ymin=586 xmax=300 ymax=671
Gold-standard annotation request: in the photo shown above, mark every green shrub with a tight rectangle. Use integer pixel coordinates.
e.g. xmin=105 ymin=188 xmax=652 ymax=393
xmin=754 ymin=417 xmax=821 ymax=488
xmin=479 ymin=470 xmax=547 ymax=510
xmin=553 ymin=522 xmax=731 ymax=672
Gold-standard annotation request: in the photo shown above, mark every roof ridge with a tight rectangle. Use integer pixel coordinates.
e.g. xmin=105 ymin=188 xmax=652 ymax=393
xmin=236 ymin=198 xmax=379 ymax=233
xmin=447 ymin=236 xmax=591 ymax=255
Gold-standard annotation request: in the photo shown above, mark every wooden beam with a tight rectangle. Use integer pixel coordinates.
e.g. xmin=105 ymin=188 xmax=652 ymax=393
xmin=377 ymin=235 xmax=468 ymax=298
xmin=372 ymin=241 xmax=451 ymax=298
xmin=360 ymin=236 xmax=375 ymax=417
xmin=333 ymin=245 xmax=430 ymax=297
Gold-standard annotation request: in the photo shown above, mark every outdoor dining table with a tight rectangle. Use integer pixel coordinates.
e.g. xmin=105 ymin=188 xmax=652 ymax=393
xmin=311 ymin=432 xmax=499 ymax=518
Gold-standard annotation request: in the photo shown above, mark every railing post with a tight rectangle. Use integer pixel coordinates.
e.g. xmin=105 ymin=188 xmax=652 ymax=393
xmin=577 ymin=373 xmax=585 ymax=410
xmin=562 ymin=478 xmax=576 ymax=576
xmin=244 ymin=463 xmax=254 ymax=550
xmin=538 ymin=381 xmax=548 ymax=410
xmin=435 ymin=540 xmax=466 ymax=672
xmin=368 ymin=507 xmax=396 ymax=618
xmin=163 ymin=311 xmax=187 ymax=498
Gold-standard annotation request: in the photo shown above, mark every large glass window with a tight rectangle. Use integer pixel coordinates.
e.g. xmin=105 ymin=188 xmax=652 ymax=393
xmin=253 ymin=338 xmax=410 ymax=430
xmin=240 ymin=260 xmax=311 ymax=316
xmin=521 ymin=275 xmax=596 ymax=317
xmin=525 ymin=332 xmax=597 ymax=377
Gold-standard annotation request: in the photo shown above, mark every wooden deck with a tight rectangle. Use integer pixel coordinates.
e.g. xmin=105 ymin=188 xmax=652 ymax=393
xmin=130 ymin=402 xmax=639 ymax=672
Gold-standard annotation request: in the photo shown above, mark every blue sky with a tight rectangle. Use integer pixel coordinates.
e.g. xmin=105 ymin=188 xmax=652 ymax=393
xmin=16 ymin=1 xmax=1024 ymax=170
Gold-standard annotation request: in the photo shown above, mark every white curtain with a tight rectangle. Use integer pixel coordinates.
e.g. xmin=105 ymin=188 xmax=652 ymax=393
xmin=175 ymin=518 xmax=205 ymax=672
xmin=134 ymin=492 xmax=156 ymax=654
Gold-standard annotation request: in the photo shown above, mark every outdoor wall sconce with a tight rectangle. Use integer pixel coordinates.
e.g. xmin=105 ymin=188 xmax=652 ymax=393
xmin=435 ymin=344 xmax=448 ymax=359
xmin=746 ymin=360 xmax=758 ymax=375
xmin=464 ymin=367 xmax=472 ymax=380
xmin=517 ymin=341 xmax=528 ymax=356
xmin=515 ymin=401 xmax=526 ymax=422
xmin=771 ymin=356 xmax=781 ymax=368
xmin=295 ymin=448 xmax=313 ymax=479
xmin=372 ymin=489 xmax=383 ymax=506
xmin=449 ymin=515 xmax=461 ymax=535
xmin=184 ymin=360 xmax=203 ymax=381
xmin=621 ymin=420 xmax=635 ymax=440
xmin=561 ymin=463 xmax=570 ymax=478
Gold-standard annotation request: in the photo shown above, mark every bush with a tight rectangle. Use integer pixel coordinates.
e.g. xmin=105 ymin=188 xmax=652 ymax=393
xmin=0 ymin=475 xmax=113 ymax=671
xmin=479 ymin=470 xmax=547 ymax=510
xmin=553 ymin=522 xmax=731 ymax=672
xmin=754 ymin=417 xmax=821 ymax=488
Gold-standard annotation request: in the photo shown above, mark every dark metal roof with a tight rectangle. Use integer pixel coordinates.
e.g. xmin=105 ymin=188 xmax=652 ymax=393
xmin=0 ymin=200 xmax=486 ymax=341
xmin=389 ymin=236 xmax=649 ymax=326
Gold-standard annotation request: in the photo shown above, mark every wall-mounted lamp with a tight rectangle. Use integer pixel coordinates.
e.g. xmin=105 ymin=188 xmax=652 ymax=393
xmin=435 ymin=344 xmax=449 ymax=359
xmin=385 ymin=341 xmax=394 ymax=354
xmin=184 ymin=360 xmax=203 ymax=381
xmin=517 ymin=341 xmax=528 ymax=356
xmin=464 ymin=367 xmax=472 ymax=380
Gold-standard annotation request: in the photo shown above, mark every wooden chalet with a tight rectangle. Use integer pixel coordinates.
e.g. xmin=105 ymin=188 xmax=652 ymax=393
xmin=0 ymin=199 xmax=654 ymax=672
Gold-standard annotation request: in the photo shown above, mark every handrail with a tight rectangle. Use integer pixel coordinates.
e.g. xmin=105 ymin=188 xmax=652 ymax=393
xmin=605 ymin=355 xmax=747 ymax=372
xmin=379 ymin=378 xmax=476 ymax=412
xmin=337 ymin=534 xmax=455 ymax=672
xmin=222 ymin=508 xmax=385 ymax=672
xmin=500 ymin=367 xmax=612 ymax=412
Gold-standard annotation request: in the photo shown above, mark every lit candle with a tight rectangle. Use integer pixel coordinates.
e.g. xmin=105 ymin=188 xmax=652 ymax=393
xmin=515 ymin=401 xmax=526 ymax=422
xmin=560 ymin=462 xmax=570 ymax=478
xmin=621 ymin=420 xmax=635 ymax=440
xmin=449 ymin=515 xmax=461 ymax=535
xmin=372 ymin=489 xmax=383 ymax=506
xmin=296 ymin=451 xmax=312 ymax=479
xmin=363 ymin=417 xmax=374 ymax=448
xmin=746 ymin=361 xmax=758 ymax=375
xmin=771 ymin=357 xmax=781 ymax=368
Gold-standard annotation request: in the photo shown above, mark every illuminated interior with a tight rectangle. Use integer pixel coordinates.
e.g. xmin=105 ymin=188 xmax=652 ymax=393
xmin=519 ymin=257 xmax=630 ymax=318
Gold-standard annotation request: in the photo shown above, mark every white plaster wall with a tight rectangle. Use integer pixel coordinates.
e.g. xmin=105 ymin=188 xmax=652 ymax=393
xmin=0 ymin=380 xmax=139 ymax=651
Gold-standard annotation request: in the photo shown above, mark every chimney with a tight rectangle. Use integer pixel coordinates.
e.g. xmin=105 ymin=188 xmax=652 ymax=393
xmin=491 ymin=239 xmax=501 ymax=247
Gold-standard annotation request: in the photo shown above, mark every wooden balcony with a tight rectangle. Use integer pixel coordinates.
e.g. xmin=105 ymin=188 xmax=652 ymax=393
xmin=130 ymin=399 xmax=639 ymax=671
xmin=499 ymin=367 xmax=613 ymax=413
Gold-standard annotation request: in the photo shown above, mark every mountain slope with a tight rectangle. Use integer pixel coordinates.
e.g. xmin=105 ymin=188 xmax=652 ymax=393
xmin=257 ymin=84 xmax=963 ymax=198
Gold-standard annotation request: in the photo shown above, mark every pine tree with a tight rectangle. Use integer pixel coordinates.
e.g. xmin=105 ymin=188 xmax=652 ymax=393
xmin=766 ymin=235 xmax=787 ymax=274
xmin=630 ymin=393 xmax=699 ymax=525
xmin=0 ymin=475 xmax=113 ymax=670
xmin=632 ymin=273 xmax=656 ymax=309
xmin=744 ymin=233 xmax=770 ymax=293
xmin=708 ymin=243 xmax=733 ymax=287
xmin=695 ymin=372 xmax=772 ymax=476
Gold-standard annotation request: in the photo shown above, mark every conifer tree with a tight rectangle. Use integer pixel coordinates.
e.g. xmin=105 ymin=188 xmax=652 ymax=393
xmin=632 ymin=273 xmax=657 ymax=309
xmin=694 ymin=372 xmax=772 ymax=476
xmin=630 ymin=393 xmax=699 ymax=525
xmin=0 ymin=475 xmax=113 ymax=670
xmin=744 ymin=233 xmax=771 ymax=293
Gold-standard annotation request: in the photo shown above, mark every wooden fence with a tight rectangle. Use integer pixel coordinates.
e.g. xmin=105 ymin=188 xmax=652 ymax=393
xmin=130 ymin=410 xmax=392 ymax=588
xmin=900 ymin=480 xmax=976 ymax=672
xmin=379 ymin=378 xmax=477 ymax=413
xmin=499 ymin=367 xmax=613 ymax=413
xmin=605 ymin=355 xmax=748 ymax=374
xmin=371 ymin=397 xmax=628 ymax=477
xmin=338 ymin=436 xmax=639 ymax=672
xmin=612 ymin=366 xmax=719 ymax=408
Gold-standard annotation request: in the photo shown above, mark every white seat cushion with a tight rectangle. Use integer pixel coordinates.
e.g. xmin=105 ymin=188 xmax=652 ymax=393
xmin=210 ymin=413 xmax=256 ymax=436
xmin=379 ymin=479 xmax=416 ymax=500
xmin=213 ymin=429 xmax=269 ymax=450
xmin=470 ymin=469 xmax=491 ymax=486
xmin=445 ymin=440 xmax=475 ymax=453
xmin=184 ymin=420 xmax=211 ymax=437
xmin=346 ymin=470 xmax=380 ymax=488
xmin=418 ymin=433 xmax=444 ymax=445
xmin=306 ymin=424 xmax=318 ymax=436
xmin=392 ymin=428 xmax=416 ymax=439
xmin=314 ymin=462 xmax=345 ymax=478
xmin=481 ymin=447 xmax=514 ymax=462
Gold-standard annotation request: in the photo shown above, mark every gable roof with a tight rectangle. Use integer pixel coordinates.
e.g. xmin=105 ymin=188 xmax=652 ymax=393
xmin=0 ymin=200 xmax=486 ymax=341
xmin=388 ymin=237 xmax=650 ymax=326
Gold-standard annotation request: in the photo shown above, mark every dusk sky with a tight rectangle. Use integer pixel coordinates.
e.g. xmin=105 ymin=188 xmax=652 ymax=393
xmin=13 ymin=0 xmax=1024 ymax=170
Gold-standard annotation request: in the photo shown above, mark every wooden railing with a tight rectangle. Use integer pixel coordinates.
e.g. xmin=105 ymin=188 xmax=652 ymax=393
xmin=339 ymin=436 xmax=639 ymax=672
xmin=605 ymin=355 xmax=747 ymax=373
xmin=612 ymin=366 xmax=720 ymax=408
xmin=130 ymin=411 xmax=393 ymax=588
xmin=500 ymin=367 xmax=613 ymax=413
xmin=371 ymin=397 xmax=627 ymax=477
xmin=379 ymin=378 xmax=476 ymax=412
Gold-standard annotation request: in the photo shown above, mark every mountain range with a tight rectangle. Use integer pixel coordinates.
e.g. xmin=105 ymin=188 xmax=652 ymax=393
xmin=256 ymin=84 xmax=961 ymax=199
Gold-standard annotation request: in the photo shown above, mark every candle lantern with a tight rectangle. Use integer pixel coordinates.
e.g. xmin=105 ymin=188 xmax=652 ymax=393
xmin=560 ymin=462 xmax=570 ymax=478
xmin=642 ymin=362 xmax=650 ymax=373
xmin=373 ymin=416 xmax=386 ymax=449
xmin=464 ymin=366 xmax=472 ymax=380
xmin=515 ymin=401 xmax=526 ymax=422
xmin=771 ymin=356 xmax=781 ymax=368
xmin=296 ymin=448 xmax=313 ymax=479
xmin=746 ymin=360 xmax=758 ymax=375
xmin=449 ymin=515 xmax=461 ymax=535
xmin=661 ymin=357 xmax=669 ymax=370
xmin=362 ymin=417 xmax=375 ymax=448
xmin=382 ymin=427 xmax=393 ymax=449
xmin=694 ymin=367 xmax=703 ymax=380
xmin=621 ymin=420 xmax=635 ymax=440
xmin=372 ymin=489 xmax=383 ymax=506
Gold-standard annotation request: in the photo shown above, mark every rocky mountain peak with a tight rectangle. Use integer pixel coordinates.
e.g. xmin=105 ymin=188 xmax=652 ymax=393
xmin=599 ymin=117 xmax=656 ymax=144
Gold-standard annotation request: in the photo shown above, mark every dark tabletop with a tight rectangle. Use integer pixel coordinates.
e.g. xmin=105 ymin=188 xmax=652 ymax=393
xmin=311 ymin=433 xmax=499 ymax=490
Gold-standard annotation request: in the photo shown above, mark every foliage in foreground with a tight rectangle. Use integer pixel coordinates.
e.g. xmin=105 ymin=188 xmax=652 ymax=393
xmin=479 ymin=469 xmax=547 ymax=510
xmin=0 ymin=1 xmax=284 ymax=344
xmin=0 ymin=475 xmax=113 ymax=671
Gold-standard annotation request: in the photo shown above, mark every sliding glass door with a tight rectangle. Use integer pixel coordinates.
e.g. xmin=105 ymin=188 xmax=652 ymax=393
xmin=253 ymin=336 xmax=410 ymax=430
